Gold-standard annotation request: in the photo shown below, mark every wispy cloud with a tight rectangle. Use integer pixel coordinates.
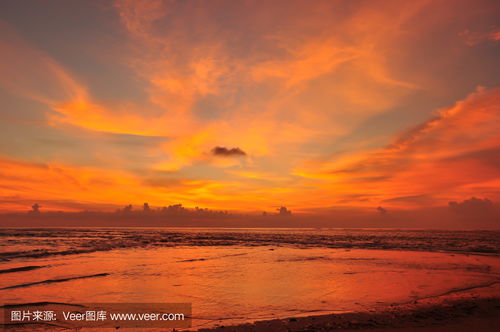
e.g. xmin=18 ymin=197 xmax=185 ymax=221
xmin=0 ymin=1 xmax=499 ymax=213
xmin=294 ymin=87 xmax=500 ymax=207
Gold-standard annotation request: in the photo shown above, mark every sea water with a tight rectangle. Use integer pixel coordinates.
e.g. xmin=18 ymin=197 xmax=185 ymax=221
xmin=0 ymin=228 xmax=499 ymax=330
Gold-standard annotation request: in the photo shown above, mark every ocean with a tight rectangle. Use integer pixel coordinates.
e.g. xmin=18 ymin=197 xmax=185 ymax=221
xmin=1 ymin=228 xmax=499 ymax=330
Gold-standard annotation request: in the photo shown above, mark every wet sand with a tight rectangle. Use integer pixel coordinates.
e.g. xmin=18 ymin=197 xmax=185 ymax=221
xmin=1 ymin=228 xmax=499 ymax=331
xmin=198 ymin=284 xmax=500 ymax=332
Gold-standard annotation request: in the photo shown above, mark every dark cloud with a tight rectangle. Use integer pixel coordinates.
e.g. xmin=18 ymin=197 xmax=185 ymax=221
xmin=144 ymin=178 xmax=202 ymax=189
xmin=442 ymin=147 xmax=500 ymax=169
xmin=211 ymin=146 xmax=246 ymax=157
xmin=383 ymin=194 xmax=432 ymax=205
xmin=448 ymin=197 xmax=493 ymax=215
xmin=376 ymin=206 xmax=387 ymax=214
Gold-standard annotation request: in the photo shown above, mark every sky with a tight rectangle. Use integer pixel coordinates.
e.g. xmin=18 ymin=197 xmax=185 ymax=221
xmin=0 ymin=0 xmax=499 ymax=214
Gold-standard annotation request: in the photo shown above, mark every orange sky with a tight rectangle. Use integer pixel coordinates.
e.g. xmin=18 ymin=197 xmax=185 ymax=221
xmin=0 ymin=0 xmax=499 ymax=213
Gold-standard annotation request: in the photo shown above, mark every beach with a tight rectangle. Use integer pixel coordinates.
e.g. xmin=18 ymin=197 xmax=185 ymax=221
xmin=0 ymin=228 xmax=499 ymax=331
xmin=199 ymin=284 xmax=500 ymax=331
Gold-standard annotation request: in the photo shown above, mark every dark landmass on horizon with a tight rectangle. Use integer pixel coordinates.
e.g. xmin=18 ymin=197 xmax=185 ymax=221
xmin=0 ymin=197 xmax=498 ymax=229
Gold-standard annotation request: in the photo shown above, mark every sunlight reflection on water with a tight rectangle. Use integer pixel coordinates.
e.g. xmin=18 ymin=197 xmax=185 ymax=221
xmin=0 ymin=228 xmax=499 ymax=330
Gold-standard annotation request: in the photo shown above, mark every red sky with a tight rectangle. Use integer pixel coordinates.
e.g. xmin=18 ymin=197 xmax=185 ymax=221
xmin=0 ymin=0 xmax=499 ymax=214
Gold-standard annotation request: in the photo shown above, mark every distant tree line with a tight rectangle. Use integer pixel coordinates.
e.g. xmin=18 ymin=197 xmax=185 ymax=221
xmin=25 ymin=202 xmax=293 ymax=218
xmin=114 ymin=203 xmax=230 ymax=217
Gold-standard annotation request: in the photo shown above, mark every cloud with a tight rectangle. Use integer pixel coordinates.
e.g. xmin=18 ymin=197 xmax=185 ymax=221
xmin=293 ymin=87 xmax=500 ymax=207
xmin=0 ymin=157 xmax=220 ymax=212
xmin=459 ymin=27 xmax=500 ymax=46
xmin=448 ymin=197 xmax=493 ymax=214
xmin=143 ymin=177 xmax=208 ymax=190
xmin=109 ymin=0 xmax=433 ymax=170
xmin=1 ymin=1 xmax=499 ymax=214
xmin=211 ymin=146 xmax=247 ymax=157
xmin=383 ymin=194 xmax=434 ymax=206
xmin=0 ymin=20 xmax=160 ymax=136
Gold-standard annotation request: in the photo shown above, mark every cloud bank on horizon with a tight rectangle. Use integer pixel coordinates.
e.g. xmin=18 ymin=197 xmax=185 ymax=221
xmin=0 ymin=0 xmax=499 ymax=215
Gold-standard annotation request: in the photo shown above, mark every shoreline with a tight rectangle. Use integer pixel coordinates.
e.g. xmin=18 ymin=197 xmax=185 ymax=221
xmin=197 ymin=284 xmax=500 ymax=332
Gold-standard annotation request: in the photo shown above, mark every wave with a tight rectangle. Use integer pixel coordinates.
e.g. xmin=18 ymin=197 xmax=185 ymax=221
xmin=0 ymin=248 xmax=113 ymax=260
xmin=0 ymin=273 xmax=110 ymax=290
xmin=0 ymin=228 xmax=498 ymax=261
xmin=1 ymin=301 xmax=85 ymax=308
xmin=177 ymin=252 xmax=250 ymax=263
xmin=0 ymin=265 xmax=46 ymax=274
xmin=410 ymin=280 xmax=500 ymax=302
